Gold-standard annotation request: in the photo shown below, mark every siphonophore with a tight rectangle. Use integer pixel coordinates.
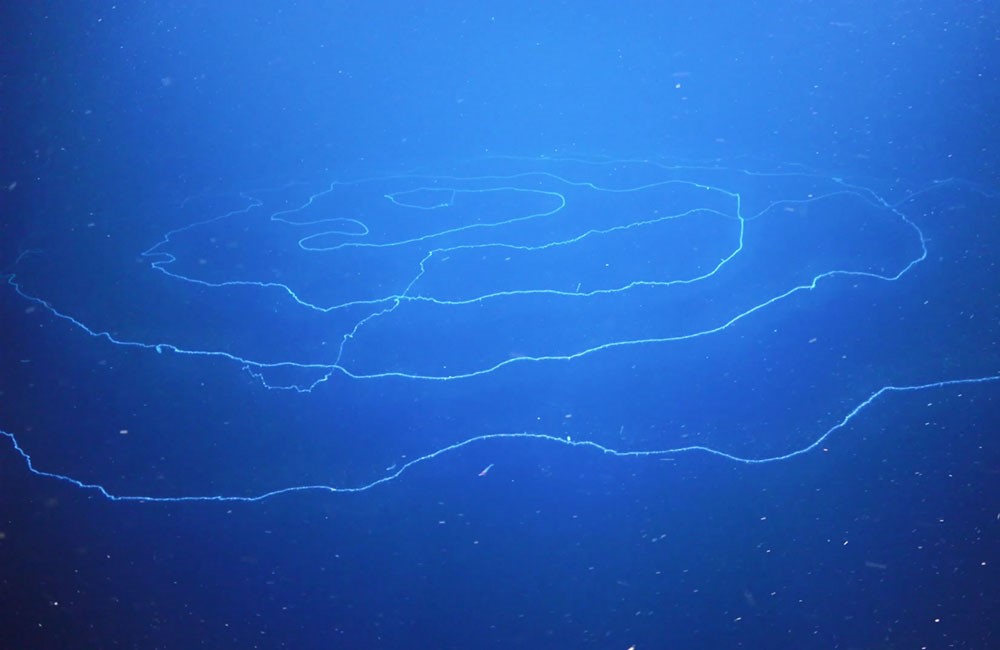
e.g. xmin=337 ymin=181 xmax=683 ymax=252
xmin=2 ymin=155 xmax=998 ymax=503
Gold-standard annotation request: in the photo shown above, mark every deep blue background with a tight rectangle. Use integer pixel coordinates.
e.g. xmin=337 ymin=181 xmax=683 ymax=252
xmin=2 ymin=2 xmax=998 ymax=649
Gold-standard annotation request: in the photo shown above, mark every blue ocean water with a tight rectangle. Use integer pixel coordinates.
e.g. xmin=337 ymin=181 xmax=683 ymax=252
xmin=2 ymin=2 xmax=998 ymax=649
